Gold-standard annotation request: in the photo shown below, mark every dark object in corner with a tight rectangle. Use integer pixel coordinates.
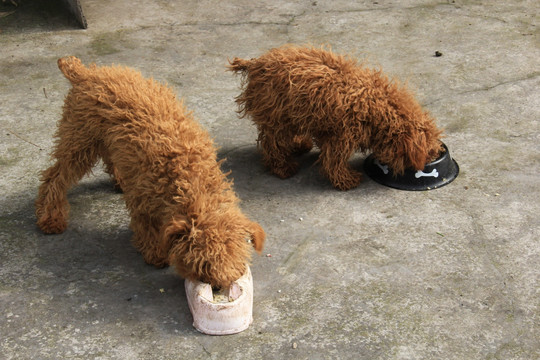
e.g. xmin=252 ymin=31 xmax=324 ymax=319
xmin=60 ymin=0 xmax=86 ymax=28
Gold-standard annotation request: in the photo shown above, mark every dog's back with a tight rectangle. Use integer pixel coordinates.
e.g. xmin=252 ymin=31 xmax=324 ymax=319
xmin=229 ymin=46 xmax=368 ymax=132
xmin=58 ymin=57 xmax=182 ymax=128
xmin=55 ymin=57 xmax=217 ymax=213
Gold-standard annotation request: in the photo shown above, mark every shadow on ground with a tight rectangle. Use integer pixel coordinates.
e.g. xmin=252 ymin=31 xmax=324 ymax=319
xmin=0 ymin=0 xmax=80 ymax=34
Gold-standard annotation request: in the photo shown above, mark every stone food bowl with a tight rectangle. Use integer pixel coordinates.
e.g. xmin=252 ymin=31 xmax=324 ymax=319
xmin=185 ymin=265 xmax=253 ymax=335
xmin=363 ymin=142 xmax=459 ymax=191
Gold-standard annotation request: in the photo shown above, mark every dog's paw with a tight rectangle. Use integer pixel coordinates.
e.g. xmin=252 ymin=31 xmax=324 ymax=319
xmin=331 ymin=170 xmax=363 ymax=191
xmin=113 ymin=182 xmax=123 ymax=193
xmin=142 ymin=252 xmax=169 ymax=268
xmin=37 ymin=214 xmax=68 ymax=234
xmin=271 ymin=162 xmax=299 ymax=179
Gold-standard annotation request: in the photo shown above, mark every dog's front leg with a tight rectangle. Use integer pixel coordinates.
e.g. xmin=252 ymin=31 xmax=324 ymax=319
xmin=130 ymin=214 xmax=168 ymax=268
xmin=317 ymin=136 xmax=362 ymax=190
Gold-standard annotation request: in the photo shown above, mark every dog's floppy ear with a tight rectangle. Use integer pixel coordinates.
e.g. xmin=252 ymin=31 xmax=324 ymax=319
xmin=162 ymin=216 xmax=190 ymax=252
xmin=407 ymin=132 xmax=428 ymax=170
xmin=247 ymin=222 xmax=265 ymax=254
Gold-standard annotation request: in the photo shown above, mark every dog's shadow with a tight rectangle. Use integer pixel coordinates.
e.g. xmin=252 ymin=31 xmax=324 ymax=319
xmin=3 ymin=147 xmax=376 ymax=338
xmin=218 ymin=144 xmax=372 ymax=197
xmin=1 ymin=184 xmax=195 ymax=336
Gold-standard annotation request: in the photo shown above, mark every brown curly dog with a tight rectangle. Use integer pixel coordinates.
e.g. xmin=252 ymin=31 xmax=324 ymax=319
xmin=229 ymin=45 xmax=443 ymax=190
xmin=36 ymin=57 xmax=265 ymax=288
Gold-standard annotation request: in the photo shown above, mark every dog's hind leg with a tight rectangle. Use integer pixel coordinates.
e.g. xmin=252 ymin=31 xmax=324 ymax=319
xmin=258 ymin=124 xmax=302 ymax=179
xmin=35 ymin=116 xmax=100 ymax=233
xmin=317 ymin=136 xmax=362 ymax=190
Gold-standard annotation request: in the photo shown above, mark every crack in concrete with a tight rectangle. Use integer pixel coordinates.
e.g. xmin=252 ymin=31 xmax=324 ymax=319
xmin=153 ymin=9 xmax=306 ymax=30
xmin=474 ymin=71 xmax=540 ymax=92
xmin=2 ymin=127 xmax=43 ymax=150
xmin=425 ymin=71 xmax=540 ymax=105
xmin=316 ymin=1 xmax=462 ymax=15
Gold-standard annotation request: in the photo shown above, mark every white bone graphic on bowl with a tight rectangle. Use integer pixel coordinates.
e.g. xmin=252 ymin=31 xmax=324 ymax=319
xmin=374 ymin=159 xmax=389 ymax=174
xmin=415 ymin=169 xmax=439 ymax=178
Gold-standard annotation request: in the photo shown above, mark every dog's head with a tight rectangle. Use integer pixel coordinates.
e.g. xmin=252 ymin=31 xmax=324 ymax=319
xmin=372 ymin=110 xmax=443 ymax=175
xmin=361 ymin=74 xmax=443 ymax=175
xmin=162 ymin=213 xmax=265 ymax=289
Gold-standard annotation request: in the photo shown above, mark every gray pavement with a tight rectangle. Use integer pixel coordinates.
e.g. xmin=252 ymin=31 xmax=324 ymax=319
xmin=1 ymin=1 xmax=539 ymax=359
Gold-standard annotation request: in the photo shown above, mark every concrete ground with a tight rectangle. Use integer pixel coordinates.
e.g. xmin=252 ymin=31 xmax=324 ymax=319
xmin=1 ymin=0 xmax=539 ymax=359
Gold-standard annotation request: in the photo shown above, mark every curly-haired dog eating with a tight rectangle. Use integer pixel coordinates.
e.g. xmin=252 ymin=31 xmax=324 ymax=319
xmin=229 ymin=45 xmax=443 ymax=190
xmin=36 ymin=57 xmax=265 ymax=288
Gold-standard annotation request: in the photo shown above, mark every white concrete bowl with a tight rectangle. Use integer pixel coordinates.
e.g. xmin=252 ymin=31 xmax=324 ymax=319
xmin=184 ymin=265 xmax=253 ymax=335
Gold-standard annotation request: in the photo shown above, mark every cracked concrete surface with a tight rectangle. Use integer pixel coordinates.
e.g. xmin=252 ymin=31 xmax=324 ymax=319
xmin=1 ymin=0 xmax=539 ymax=359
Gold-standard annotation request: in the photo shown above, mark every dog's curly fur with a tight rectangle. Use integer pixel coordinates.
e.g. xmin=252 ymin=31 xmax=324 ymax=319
xmin=229 ymin=45 xmax=443 ymax=190
xmin=35 ymin=57 xmax=265 ymax=288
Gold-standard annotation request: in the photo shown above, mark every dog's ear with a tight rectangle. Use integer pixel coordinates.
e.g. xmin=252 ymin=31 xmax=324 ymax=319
xmin=247 ymin=222 xmax=265 ymax=254
xmin=162 ymin=216 xmax=190 ymax=252
xmin=407 ymin=132 xmax=428 ymax=170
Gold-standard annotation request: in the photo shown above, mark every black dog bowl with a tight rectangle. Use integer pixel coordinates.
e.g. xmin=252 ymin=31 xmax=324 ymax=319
xmin=363 ymin=143 xmax=459 ymax=191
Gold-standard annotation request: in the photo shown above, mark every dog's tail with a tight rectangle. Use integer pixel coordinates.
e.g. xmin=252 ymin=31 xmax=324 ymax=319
xmin=227 ymin=58 xmax=253 ymax=74
xmin=57 ymin=56 xmax=89 ymax=84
